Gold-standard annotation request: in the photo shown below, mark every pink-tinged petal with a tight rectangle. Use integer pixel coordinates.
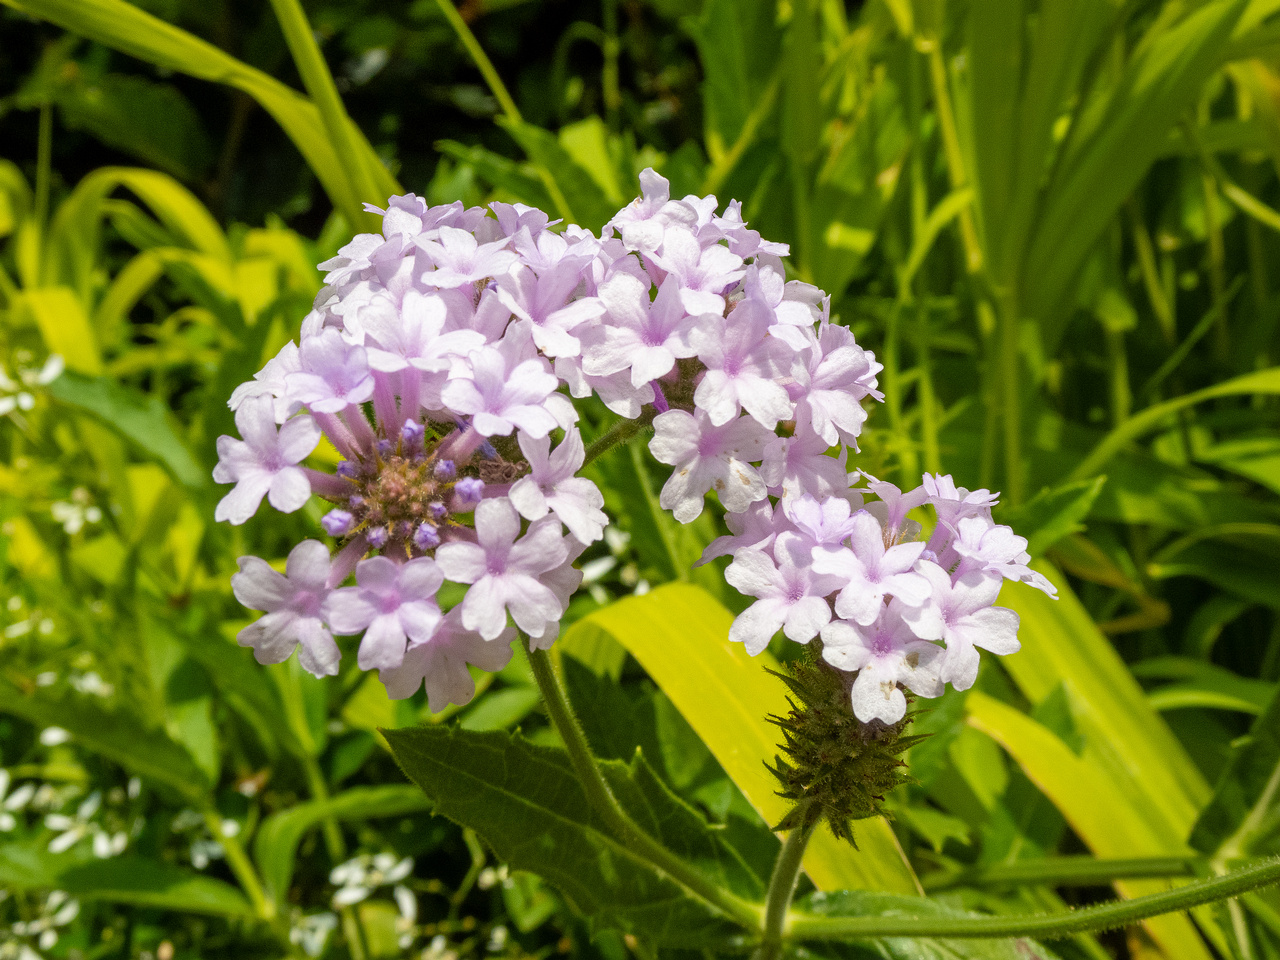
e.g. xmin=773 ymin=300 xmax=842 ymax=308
xmin=357 ymin=614 xmax=408 ymax=670
xmin=510 ymin=516 xmax=570 ymax=574
xmin=882 ymin=540 xmax=927 ymax=575
xmin=729 ymin=600 xmax=788 ymax=655
xmin=724 ymin=549 xmax=781 ymax=598
xmin=738 ymin=379 xmax=793 ymax=429
xmin=545 ymin=480 xmax=606 ymax=544
xmin=322 ymin=588 xmax=378 ymax=634
xmin=474 ymin=498 xmax=521 ymax=553
xmin=503 ymin=405 xmax=558 ymax=439
xmin=714 ymin=459 xmax=768 ymax=514
xmin=267 ymin=467 xmax=311 ymax=514
xmin=354 ymin=555 xmax=402 ymax=595
xmin=458 ymin=578 xmax=510 ymax=640
xmin=782 ymin=596 xmax=832 ymax=643
xmin=398 ymin=557 xmax=445 ymax=598
xmin=648 ymin=410 xmax=700 ymax=464
xmin=231 ymin=557 xmax=292 ymax=610
xmin=502 ymin=576 xmax=564 ymax=637
xmin=435 ymin=542 xmax=488 ymax=583
xmin=846 ymin=511 xmax=886 ymax=561
xmin=508 ymin=476 xmax=550 ymax=520
xmin=882 ymin=571 xmax=930 ymax=607
xmin=940 ymin=643 xmax=981 ymax=691
xmin=810 ymin=545 xmax=858 ymax=580
xmin=472 ymin=411 xmax=515 ymax=436
xmin=834 ymin=584 xmax=882 ymax=626
xmin=660 ymin=467 xmax=707 ymax=523
xmin=215 ymin=473 xmax=272 ymax=525
xmin=440 ymin=378 xmax=484 ymax=415
xmin=693 ymin=371 xmax=740 ymax=426
xmin=398 ymin=600 xmax=444 ymax=644
xmin=294 ymin=619 xmax=341 ymax=677
xmin=285 ymin=540 xmax=332 ymax=591
xmin=277 ymin=415 xmax=322 ymax=463
xmin=236 ymin=611 xmax=301 ymax=664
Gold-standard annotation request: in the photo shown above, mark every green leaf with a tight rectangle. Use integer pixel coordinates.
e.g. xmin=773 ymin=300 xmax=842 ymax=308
xmin=57 ymin=857 xmax=254 ymax=916
xmin=383 ymin=724 xmax=753 ymax=946
xmin=1192 ymin=683 xmax=1280 ymax=856
xmin=252 ymin=785 xmax=430 ymax=906
xmin=998 ymin=477 xmax=1106 ymax=557
xmin=793 ymin=890 xmax=1062 ymax=960
xmin=0 ymin=0 xmax=400 ymax=225
xmin=560 ymin=583 xmax=923 ymax=896
xmin=965 ymin=691 xmax=1213 ymax=960
xmin=46 ymin=372 xmax=207 ymax=490
xmin=0 ymin=677 xmax=208 ymax=802
xmin=498 ymin=119 xmax=618 ymax=230
xmin=14 ymin=287 xmax=102 ymax=375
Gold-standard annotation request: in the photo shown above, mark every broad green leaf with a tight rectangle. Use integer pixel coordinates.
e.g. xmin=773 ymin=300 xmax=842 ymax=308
xmin=46 ymin=372 xmax=206 ymax=490
xmin=252 ymin=785 xmax=430 ymax=906
xmin=1192 ymin=684 xmax=1280 ymax=856
xmin=0 ymin=676 xmax=208 ymax=802
xmin=384 ymin=725 xmax=752 ymax=946
xmin=561 ymin=583 xmax=923 ymax=896
xmin=14 ymin=287 xmax=102 ymax=375
xmin=685 ymin=0 xmax=781 ymax=157
xmin=57 ymin=857 xmax=254 ymax=917
xmin=0 ymin=0 xmax=399 ymax=227
xmin=498 ymin=120 xmax=618 ymax=230
xmin=558 ymin=117 xmax=625 ymax=204
xmin=1001 ymin=562 xmax=1210 ymax=844
xmin=1149 ymin=539 xmax=1280 ymax=610
xmin=966 ymin=691 xmax=1212 ymax=960
xmin=792 ymin=889 xmax=1061 ymax=960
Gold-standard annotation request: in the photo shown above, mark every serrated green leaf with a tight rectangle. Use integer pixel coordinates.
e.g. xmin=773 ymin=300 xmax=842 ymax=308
xmin=384 ymin=725 xmax=754 ymax=947
xmin=560 ymin=583 xmax=922 ymax=896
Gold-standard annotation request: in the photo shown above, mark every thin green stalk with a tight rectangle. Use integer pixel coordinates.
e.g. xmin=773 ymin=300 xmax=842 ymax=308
xmin=583 ymin=411 xmax=655 ymax=467
xmin=1106 ymin=327 xmax=1131 ymax=427
xmin=601 ymin=0 xmax=621 ymax=132
xmin=204 ymin=810 xmax=273 ymax=921
xmin=882 ymin=298 xmax=919 ymax=484
xmin=701 ymin=70 xmax=781 ymax=197
xmin=915 ymin=304 xmax=941 ymax=474
xmin=429 ymin=0 xmax=576 ymax=222
xmin=752 ymin=807 xmax=817 ymax=960
xmin=268 ymin=0 xmax=377 ymax=229
xmin=299 ymin=755 xmax=368 ymax=960
xmin=1126 ymin=199 xmax=1176 ymax=345
xmin=922 ymin=41 xmax=982 ymax=274
xmin=524 ymin=639 xmax=761 ymax=929
xmin=922 ymin=856 xmax=1199 ymax=892
xmin=788 ymin=857 xmax=1280 ymax=942
xmin=996 ymin=287 xmax=1024 ymax=505
xmin=33 ymin=103 xmax=51 ymax=273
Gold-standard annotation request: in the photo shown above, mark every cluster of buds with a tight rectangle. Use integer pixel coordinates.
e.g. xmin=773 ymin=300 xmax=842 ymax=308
xmin=214 ymin=169 xmax=1054 ymax=720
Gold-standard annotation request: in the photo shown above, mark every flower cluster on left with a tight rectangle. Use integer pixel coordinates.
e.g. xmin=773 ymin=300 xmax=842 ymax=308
xmin=215 ymin=198 xmax=609 ymax=710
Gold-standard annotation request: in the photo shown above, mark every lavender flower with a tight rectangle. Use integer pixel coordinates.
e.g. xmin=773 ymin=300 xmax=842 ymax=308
xmin=232 ymin=540 xmax=340 ymax=677
xmin=213 ymin=397 xmax=319 ymax=524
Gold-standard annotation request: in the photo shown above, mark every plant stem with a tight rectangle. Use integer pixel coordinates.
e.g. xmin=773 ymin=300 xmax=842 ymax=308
xmin=204 ymin=810 xmax=273 ymax=922
xmin=267 ymin=0 xmax=378 ymax=230
xmin=996 ymin=286 xmax=1024 ymax=505
xmin=752 ymin=806 xmax=817 ymax=960
xmin=583 ymin=411 xmax=655 ymax=467
xmin=34 ymin=104 xmax=51 ymax=257
xmin=922 ymin=41 xmax=982 ymax=275
xmin=787 ymin=856 xmax=1280 ymax=942
xmin=524 ymin=639 xmax=761 ymax=929
xmin=922 ymin=855 xmax=1200 ymax=892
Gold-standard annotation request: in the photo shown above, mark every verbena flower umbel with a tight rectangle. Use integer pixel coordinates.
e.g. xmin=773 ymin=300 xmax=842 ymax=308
xmin=216 ymin=170 xmax=1053 ymax=719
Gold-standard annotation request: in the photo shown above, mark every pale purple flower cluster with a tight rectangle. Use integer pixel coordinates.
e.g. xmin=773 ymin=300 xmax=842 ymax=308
xmin=218 ymin=195 xmax=609 ymax=710
xmin=215 ymin=168 xmax=1052 ymax=719
xmin=717 ymin=476 xmax=1058 ymax=724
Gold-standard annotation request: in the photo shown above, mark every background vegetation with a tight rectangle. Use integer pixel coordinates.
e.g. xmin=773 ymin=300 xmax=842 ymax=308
xmin=0 ymin=1 xmax=1279 ymax=959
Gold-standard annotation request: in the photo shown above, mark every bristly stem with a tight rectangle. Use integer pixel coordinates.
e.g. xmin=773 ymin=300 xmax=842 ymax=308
xmin=753 ymin=804 xmax=818 ymax=960
xmin=523 ymin=639 xmax=761 ymax=929
xmin=583 ymin=411 xmax=656 ymax=467
xmin=787 ymin=856 xmax=1280 ymax=942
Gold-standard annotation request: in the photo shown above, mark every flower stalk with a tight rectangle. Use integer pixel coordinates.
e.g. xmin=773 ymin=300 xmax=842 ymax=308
xmin=753 ymin=802 xmax=818 ymax=960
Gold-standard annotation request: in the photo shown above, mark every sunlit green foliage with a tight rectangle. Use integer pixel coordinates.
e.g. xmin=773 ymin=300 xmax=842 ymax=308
xmin=1 ymin=0 xmax=1279 ymax=958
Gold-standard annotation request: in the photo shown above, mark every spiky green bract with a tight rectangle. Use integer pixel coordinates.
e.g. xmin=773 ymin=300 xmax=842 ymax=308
xmin=765 ymin=653 xmax=926 ymax=845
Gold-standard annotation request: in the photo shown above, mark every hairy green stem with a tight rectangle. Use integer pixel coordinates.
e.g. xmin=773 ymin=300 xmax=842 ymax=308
xmin=752 ymin=808 xmax=817 ymax=960
xmin=524 ymin=640 xmax=761 ymax=929
xmin=788 ymin=857 xmax=1280 ymax=942
xmin=583 ymin=411 xmax=655 ymax=467
xmin=923 ymin=856 xmax=1200 ymax=892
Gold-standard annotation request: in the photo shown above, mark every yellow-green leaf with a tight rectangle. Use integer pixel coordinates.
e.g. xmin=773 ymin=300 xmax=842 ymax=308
xmin=16 ymin=287 xmax=102 ymax=374
xmin=561 ymin=583 xmax=922 ymax=895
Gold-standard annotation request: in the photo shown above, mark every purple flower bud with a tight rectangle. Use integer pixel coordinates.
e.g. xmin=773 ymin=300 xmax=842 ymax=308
xmin=321 ymin=509 xmax=355 ymax=537
xmin=651 ymin=380 xmax=670 ymax=414
xmin=454 ymin=477 xmax=485 ymax=505
xmin=478 ymin=439 xmax=498 ymax=460
xmin=401 ymin=419 xmax=426 ymax=448
xmin=428 ymin=501 xmax=448 ymax=521
xmin=348 ymin=495 xmax=365 ymax=509
xmin=413 ymin=524 xmax=441 ymax=550
xmin=366 ymin=526 xmax=389 ymax=549
xmin=336 ymin=460 xmax=362 ymax=479
xmin=376 ymin=438 xmax=395 ymax=458
xmin=433 ymin=459 xmax=457 ymax=481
